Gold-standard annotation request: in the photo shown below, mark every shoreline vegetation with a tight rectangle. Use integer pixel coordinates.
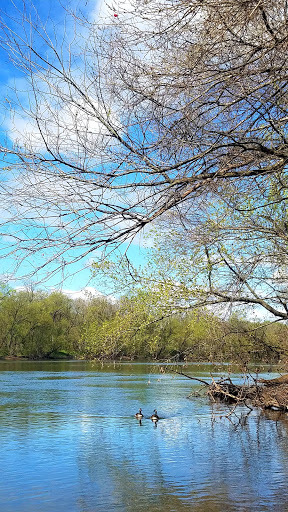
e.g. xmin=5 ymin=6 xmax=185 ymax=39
xmin=1 ymin=286 xmax=288 ymax=364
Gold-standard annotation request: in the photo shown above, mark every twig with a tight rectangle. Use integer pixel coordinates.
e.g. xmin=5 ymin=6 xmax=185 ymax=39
xmin=162 ymin=365 xmax=210 ymax=386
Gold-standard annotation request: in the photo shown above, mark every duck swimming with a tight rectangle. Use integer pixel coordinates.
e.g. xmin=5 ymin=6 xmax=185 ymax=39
xmin=150 ymin=409 xmax=159 ymax=421
xmin=135 ymin=408 xmax=143 ymax=419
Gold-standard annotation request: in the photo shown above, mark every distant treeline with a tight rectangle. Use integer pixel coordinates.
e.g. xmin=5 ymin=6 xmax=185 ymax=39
xmin=0 ymin=286 xmax=287 ymax=363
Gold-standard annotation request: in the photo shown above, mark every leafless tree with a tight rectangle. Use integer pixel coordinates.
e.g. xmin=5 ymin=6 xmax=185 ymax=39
xmin=0 ymin=0 xmax=287 ymax=283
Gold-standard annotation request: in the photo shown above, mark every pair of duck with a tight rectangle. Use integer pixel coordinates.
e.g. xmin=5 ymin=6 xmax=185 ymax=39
xmin=135 ymin=408 xmax=159 ymax=421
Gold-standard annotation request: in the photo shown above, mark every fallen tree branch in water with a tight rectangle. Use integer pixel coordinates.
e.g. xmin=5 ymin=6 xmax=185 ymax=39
xmin=208 ymin=376 xmax=288 ymax=411
xmin=164 ymin=366 xmax=288 ymax=411
xmin=161 ymin=366 xmax=210 ymax=386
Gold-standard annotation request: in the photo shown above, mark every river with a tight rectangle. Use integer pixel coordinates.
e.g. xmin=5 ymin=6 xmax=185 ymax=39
xmin=0 ymin=360 xmax=287 ymax=511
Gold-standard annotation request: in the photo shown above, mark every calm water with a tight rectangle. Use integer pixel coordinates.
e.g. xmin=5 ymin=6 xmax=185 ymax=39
xmin=0 ymin=361 xmax=287 ymax=511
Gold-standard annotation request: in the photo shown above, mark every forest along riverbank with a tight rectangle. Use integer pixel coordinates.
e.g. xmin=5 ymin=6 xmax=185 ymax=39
xmin=1 ymin=287 xmax=288 ymax=363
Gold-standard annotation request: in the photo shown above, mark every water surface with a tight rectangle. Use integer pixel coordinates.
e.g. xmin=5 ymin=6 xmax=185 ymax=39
xmin=0 ymin=361 xmax=287 ymax=511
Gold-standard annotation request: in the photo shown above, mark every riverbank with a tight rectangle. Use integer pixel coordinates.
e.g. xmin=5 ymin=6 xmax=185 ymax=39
xmin=207 ymin=374 xmax=288 ymax=411
xmin=0 ymin=351 xmax=74 ymax=361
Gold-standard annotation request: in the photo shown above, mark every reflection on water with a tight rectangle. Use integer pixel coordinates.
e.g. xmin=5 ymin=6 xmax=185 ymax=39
xmin=0 ymin=361 xmax=287 ymax=511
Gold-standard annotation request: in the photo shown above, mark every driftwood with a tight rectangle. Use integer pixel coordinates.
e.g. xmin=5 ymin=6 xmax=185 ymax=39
xmin=208 ymin=374 xmax=288 ymax=411
xmin=166 ymin=366 xmax=288 ymax=412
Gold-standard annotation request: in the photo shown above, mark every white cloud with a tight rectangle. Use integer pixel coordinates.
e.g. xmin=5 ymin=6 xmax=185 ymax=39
xmin=62 ymin=286 xmax=104 ymax=299
xmin=93 ymin=0 xmax=138 ymax=23
xmin=62 ymin=286 xmax=117 ymax=302
xmin=6 ymin=88 xmax=120 ymax=157
xmin=12 ymin=284 xmax=116 ymax=302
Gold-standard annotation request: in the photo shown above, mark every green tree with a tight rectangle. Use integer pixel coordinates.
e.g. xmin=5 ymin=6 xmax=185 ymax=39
xmin=23 ymin=291 xmax=77 ymax=358
xmin=0 ymin=288 xmax=83 ymax=358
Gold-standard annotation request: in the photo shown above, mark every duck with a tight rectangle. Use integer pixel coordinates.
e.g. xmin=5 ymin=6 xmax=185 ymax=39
xmin=150 ymin=409 xmax=159 ymax=421
xmin=135 ymin=408 xmax=143 ymax=419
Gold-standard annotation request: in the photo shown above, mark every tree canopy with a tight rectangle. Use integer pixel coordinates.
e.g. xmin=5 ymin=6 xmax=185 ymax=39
xmin=0 ymin=0 xmax=287 ymax=284
xmin=0 ymin=284 xmax=286 ymax=363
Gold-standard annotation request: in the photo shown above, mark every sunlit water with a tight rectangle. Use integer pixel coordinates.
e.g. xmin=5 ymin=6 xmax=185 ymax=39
xmin=0 ymin=361 xmax=287 ymax=511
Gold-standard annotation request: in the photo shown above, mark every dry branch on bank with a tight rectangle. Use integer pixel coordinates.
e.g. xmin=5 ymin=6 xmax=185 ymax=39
xmin=168 ymin=368 xmax=288 ymax=411
xmin=209 ymin=375 xmax=288 ymax=411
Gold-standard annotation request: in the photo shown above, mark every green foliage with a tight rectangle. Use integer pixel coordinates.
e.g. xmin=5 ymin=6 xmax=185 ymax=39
xmin=0 ymin=290 xmax=75 ymax=358
xmin=93 ymin=173 xmax=288 ymax=327
xmin=80 ymin=288 xmax=288 ymax=363
xmin=0 ymin=285 xmax=287 ymax=363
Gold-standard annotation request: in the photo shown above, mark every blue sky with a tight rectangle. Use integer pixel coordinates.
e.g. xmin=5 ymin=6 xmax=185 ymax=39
xmin=0 ymin=0 xmax=149 ymax=296
xmin=0 ymin=0 xmax=280 ymax=324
